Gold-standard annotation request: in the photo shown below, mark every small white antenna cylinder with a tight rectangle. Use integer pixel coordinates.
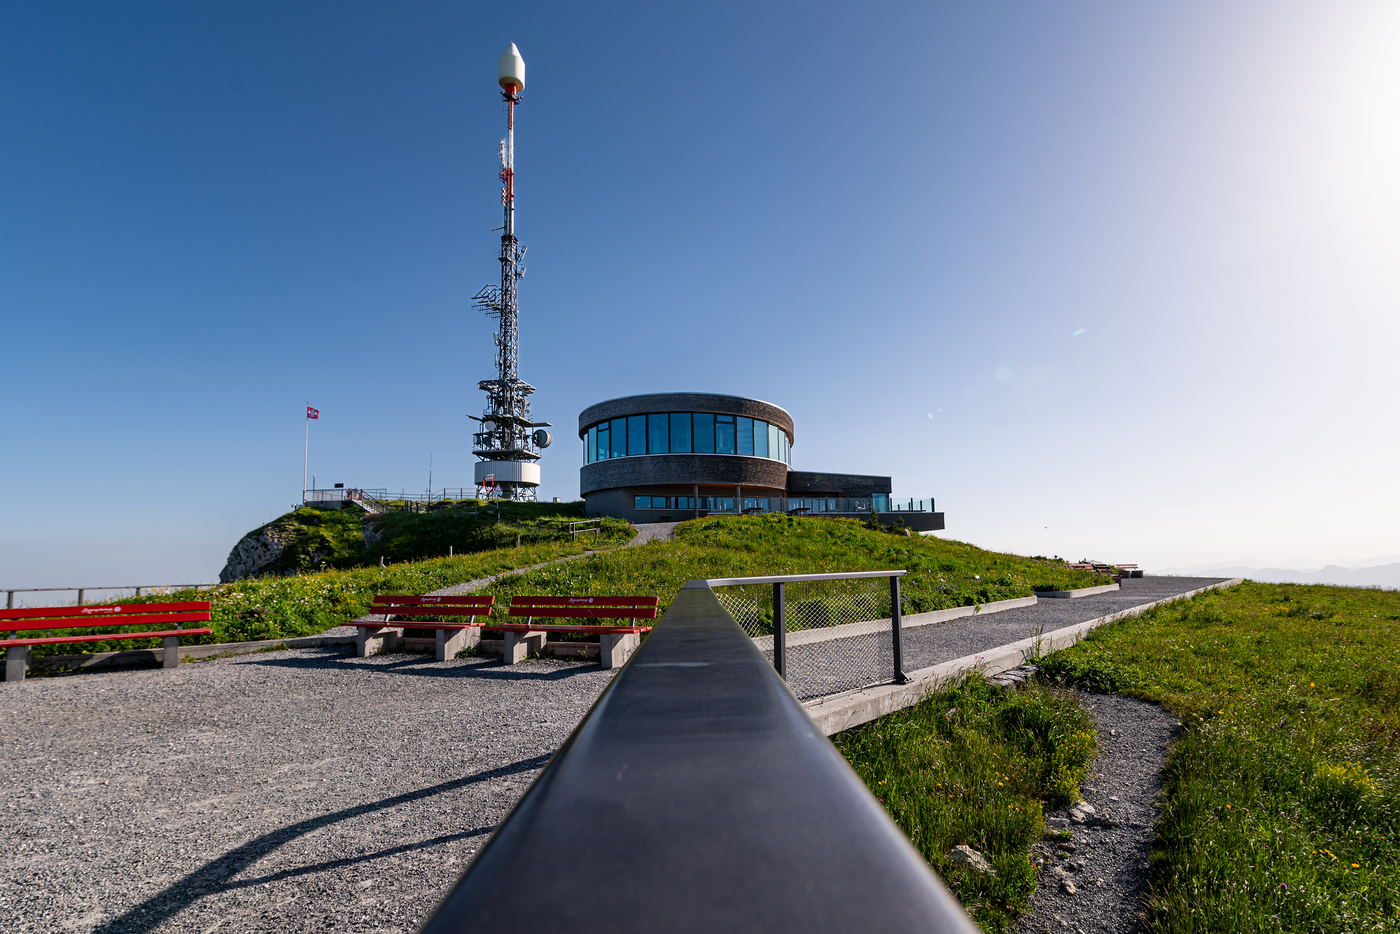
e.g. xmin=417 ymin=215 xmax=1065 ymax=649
xmin=498 ymin=43 xmax=525 ymax=92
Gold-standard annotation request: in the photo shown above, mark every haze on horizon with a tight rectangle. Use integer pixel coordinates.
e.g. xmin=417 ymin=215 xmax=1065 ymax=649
xmin=2 ymin=0 xmax=1397 ymax=589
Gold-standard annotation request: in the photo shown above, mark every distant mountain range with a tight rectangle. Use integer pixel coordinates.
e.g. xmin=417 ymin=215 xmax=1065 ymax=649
xmin=1181 ymin=563 xmax=1400 ymax=589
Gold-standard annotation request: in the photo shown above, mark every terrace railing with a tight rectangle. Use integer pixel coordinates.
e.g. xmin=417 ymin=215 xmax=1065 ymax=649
xmin=4 ymin=583 xmax=217 ymax=609
xmin=701 ymin=570 xmax=909 ymax=701
xmin=420 ymin=582 xmax=977 ymax=934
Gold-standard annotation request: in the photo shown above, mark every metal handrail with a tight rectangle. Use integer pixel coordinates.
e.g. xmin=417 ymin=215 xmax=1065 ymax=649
xmin=690 ymin=570 xmax=909 ymax=685
xmin=692 ymin=569 xmax=907 ymax=587
xmin=419 ymin=584 xmax=978 ymax=934
xmin=5 ymin=584 xmax=217 ymax=609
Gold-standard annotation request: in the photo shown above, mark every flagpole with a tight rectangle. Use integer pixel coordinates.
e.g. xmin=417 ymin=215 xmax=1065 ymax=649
xmin=304 ymin=404 xmax=310 ymax=496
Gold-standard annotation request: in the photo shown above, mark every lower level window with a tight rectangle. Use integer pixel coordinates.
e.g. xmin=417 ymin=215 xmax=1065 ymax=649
xmin=634 ymin=496 xmax=673 ymax=509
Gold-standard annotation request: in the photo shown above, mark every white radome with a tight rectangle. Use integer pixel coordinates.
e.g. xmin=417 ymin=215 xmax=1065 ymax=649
xmin=498 ymin=43 xmax=525 ymax=91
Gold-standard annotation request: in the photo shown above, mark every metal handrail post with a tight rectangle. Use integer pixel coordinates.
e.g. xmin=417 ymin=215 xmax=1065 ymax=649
xmin=771 ymin=581 xmax=786 ymax=679
xmin=891 ymin=574 xmax=907 ymax=684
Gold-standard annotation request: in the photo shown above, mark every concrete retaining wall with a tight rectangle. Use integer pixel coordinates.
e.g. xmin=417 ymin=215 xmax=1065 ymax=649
xmin=1036 ymin=582 xmax=1121 ymax=599
xmin=31 ymin=632 xmax=358 ymax=673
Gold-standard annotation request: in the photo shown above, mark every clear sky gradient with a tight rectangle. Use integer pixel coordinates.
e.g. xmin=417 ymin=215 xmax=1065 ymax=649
xmin=2 ymin=1 xmax=1397 ymax=587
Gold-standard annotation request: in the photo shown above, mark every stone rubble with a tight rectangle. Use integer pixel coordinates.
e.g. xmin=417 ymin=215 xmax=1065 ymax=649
xmin=949 ymin=844 xmax=997 ymax=876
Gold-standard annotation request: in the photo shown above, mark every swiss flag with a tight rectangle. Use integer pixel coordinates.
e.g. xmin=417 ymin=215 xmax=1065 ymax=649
xmin=306 ymin=406 xmax=319 ymax=419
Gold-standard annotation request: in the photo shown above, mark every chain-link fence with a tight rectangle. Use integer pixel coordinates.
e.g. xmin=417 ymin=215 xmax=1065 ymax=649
xmin=708 ymin=571 xmax=907 ymax=702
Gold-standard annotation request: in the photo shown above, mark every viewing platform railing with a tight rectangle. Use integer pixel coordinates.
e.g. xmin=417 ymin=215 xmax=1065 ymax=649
xmin=701 ymin=570 xmax=911 ymax=701
xmin=4 ymin=583 xmax=217 ymax=610
xmin=420 ymin=580 xmax=976 ymax=934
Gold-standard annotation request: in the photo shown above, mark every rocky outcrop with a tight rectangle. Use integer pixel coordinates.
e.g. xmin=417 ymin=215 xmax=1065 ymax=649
xmin=362 ymin=518 xmax=383 ymax=548
xmin=219 ymin=524 xmax=299 ymax=582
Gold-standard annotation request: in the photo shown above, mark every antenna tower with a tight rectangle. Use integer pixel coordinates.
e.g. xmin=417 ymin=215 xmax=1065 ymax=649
xmin=471 ymin=44 xmax=550 ymax=500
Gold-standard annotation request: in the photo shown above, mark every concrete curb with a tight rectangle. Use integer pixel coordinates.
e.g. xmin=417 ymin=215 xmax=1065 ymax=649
xmin=802 ymin=578 xmax=1244 ymax=736
xmin=751 ymin=595 xmax=1039 ymax=652
xmin=1036 ymin=582 xmax=1121 ymax=599
xmin=31 ymin=632 xmax=359 ymax=673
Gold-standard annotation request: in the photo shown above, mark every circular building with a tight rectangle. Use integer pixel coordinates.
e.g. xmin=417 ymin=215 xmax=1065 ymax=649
xmin=577 ymin=392 xmax=943 ymax=529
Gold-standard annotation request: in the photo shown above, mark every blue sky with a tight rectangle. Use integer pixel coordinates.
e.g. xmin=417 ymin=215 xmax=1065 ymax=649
xmin=2 ymin=0 xmax=1397 ymax=587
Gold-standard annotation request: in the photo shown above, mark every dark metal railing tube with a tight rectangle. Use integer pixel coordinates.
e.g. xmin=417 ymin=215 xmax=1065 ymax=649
xmin=772 ymin=581 xmax=786 ymax=678
xmin=890 ymin=575 xmax=907 ymax=684
xmin=420 ymin=584 xmax=980 ymax=934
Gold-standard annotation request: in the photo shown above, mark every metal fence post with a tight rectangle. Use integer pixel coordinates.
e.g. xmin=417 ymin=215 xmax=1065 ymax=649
xmin=772 ymin=581 xmax=786 ymax=680
xmin=890 ymin=575 xmax=907 ymax=684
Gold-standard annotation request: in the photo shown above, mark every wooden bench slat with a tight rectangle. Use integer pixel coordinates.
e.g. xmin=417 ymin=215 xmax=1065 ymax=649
xmin=1 ymin=628 xmax=214 ymax=648
xmin=348 ymin=620 xmax=481 ymax=630
xmin=491 ymin=624 xmax=653 ymax=634
xmin=509 ymin=596 xmax=659 ymax=608
xmin=370 ymin=605 xmax=492 ymax=617
xmin=372 ymin=595 xmax=494 ymax=606
xmin=0 ymin=612 xmax=213 ymax=633
xmin=508 ymin=606 xmax=659 ymax=619
xmin=0 ymin=601 xmax=211 ymax=623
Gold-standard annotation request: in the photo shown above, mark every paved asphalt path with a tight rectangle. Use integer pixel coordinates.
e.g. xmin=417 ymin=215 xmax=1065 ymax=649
xmin=0 ymin=577 xmax=1224 ymax=933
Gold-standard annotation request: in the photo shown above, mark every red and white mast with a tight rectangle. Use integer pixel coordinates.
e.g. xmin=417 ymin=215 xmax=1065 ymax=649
xmin=471 ymin=43 xmax=550 ymax=500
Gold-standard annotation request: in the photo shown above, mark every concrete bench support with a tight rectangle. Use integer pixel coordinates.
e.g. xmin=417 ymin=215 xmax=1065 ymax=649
xmin=599 ymin=632 xmax=640 ymax=669
xmin=162 ymin=637 xmax=181 ymax=668
xmin=5 ymin=646 xmax=30 ymax=682
xmin=357 ymin=625 xmax=404 ymax=658
xmin=436 ymin=626 xmax=480 ymax=662
xmin=503 ymin=629 xmax=547 ymax=664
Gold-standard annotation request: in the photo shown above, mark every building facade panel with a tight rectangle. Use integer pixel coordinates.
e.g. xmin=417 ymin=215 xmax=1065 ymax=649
xmin=580 ymin=454 xmax=788 ymax=497
xmin=576 ymin=392 xmax=942 ymax=529
xmin=786 ymin=470 xmax=892 ymax=496
xmin=578 ymin=393 xmax=794 ymax=442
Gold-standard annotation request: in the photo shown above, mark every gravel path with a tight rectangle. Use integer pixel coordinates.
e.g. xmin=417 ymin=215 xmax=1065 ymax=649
xmin=781 ymin=577 xmax=1227 ymax=701
xmin=0 ymin=650 xmax=614 ymax=934
xmin=899 ymin=577 xmax=1226 ymax=674
xmin=0 ymin=576 xmax=1220 ymax=934
xmin=628 ymin=522 xmax=679 ymax=545
xmin=1018 ymin=694 xmax=1178 ymax=934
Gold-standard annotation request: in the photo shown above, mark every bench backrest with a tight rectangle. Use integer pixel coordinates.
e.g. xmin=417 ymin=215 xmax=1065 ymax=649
xmin=372 ymin=595 xmax=495 ymax=617
xmin=508 ymin=596 xmax=660 ymax=620
xmin=0 ymin=601 xmax=212 ymax=633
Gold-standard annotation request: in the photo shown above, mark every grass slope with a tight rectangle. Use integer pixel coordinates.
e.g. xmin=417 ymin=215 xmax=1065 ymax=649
xmin=835 ymin=676 xmax=1096 ymax=933
xmin=28 ymin=540 xmax=615 ymax=658
xmin=30 ymin=514 xmax=1102 ymax=661
xmin=237 ymin=501 xmax=630 ymax=574
xmin=468 ymin=515 xmax=1106 ymax=622
xmin=1038 ymin=582 xmax=1400 ymax=932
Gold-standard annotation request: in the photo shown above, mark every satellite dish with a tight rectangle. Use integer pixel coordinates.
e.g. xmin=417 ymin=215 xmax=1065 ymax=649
xmin=481 ymin=419 xmax=496 ymax=432
xmin=532 ymin=428 xmax=552 ymax=448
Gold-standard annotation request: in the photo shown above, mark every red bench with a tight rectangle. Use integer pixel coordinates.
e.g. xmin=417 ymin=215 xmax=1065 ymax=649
xmin=502 ymin=596 xmax=659 ymax=668
xmin=348 ymin=595 xmax=495 ymax=661
xmin=2 ymin=602 xmax=214 ymax=682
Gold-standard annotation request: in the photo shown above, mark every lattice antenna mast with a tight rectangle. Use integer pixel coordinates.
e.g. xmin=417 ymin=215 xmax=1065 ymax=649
xmin=470 ymin=43 xmax=550 ymax=501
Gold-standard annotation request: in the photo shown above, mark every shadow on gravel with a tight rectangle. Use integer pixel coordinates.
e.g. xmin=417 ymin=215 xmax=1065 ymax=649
xmin=245 ymin=651 xmax=606 ymax=682
xmin=92 ymin=753 xmax=551 ymax=934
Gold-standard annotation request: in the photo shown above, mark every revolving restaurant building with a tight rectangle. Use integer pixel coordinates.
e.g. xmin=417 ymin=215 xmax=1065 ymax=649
xmin=577 ymin=392 xmax=944 ymax=530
